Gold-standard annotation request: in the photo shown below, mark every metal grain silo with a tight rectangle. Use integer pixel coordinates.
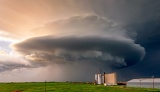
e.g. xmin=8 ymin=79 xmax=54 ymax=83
xmin=95 ymin=74 xmax=103 ymax=84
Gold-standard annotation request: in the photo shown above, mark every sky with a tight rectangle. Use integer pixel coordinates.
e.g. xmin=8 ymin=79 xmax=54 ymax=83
xmin=0 ymin=0 xmax=160 ymax=82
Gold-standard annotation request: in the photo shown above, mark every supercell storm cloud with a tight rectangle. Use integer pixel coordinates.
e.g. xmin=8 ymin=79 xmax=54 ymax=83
xmin=0 ymin=0 xmax=159 ymax=81
xmin=12 ymin=14 xmax=145 ymax=69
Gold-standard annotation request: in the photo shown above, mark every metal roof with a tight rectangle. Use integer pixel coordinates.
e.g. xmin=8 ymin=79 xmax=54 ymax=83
xmin=127 ymin=78 xmax=160 ymax=82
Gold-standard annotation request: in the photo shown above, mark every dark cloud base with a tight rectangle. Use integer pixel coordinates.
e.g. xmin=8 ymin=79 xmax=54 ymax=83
xmin=13 ymin=35 xmax=145 ymax=69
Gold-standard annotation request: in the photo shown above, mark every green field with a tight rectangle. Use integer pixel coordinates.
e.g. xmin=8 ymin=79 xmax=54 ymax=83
xmin=0 ymin=82 xmax=159 ymax=92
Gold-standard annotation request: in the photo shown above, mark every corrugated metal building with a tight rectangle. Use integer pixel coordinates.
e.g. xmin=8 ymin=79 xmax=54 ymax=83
xmin=127 ymin=78 xmax=160 ymax=88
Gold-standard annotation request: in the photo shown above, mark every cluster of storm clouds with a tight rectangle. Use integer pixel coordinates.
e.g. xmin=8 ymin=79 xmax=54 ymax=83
xmin=11 ymin=15 xmax=145 ymax=71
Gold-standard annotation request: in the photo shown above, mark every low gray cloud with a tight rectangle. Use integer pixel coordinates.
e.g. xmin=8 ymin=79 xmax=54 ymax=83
xmin=0 ymin=53 xmax=31 ymax=72
xmin=13 ymin=35 xmax=145 ymax=69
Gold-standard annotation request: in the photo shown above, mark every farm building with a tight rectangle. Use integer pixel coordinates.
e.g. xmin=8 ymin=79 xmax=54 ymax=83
xmin=95 ymin=72 xmax=117 ymax=85
xmin=95 ymin=74 xmax=103 ymax=84
xmin=104 ymin=72 xmax=117 ymax=85
xmin=127 ymin=78 xmax=160 ymax=89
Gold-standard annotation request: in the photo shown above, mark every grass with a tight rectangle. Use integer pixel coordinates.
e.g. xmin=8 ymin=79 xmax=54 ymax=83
xmin=0 ymin=82 xmax=159 ymax=92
